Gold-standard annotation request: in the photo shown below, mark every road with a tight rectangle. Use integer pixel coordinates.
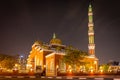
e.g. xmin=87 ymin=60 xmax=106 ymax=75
xmin=0 ymin=75 xmax=120 ymax=80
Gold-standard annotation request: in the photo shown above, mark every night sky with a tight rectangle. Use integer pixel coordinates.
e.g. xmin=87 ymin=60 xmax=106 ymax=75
xmin=0 ymin=0 xmax=120 ymax=64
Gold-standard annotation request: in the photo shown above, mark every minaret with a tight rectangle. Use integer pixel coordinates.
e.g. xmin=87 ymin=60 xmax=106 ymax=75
xmin=88 ymin=4 xmax=95 ymax=56
xmin=53 ymin=33 xmax=56 ymax=39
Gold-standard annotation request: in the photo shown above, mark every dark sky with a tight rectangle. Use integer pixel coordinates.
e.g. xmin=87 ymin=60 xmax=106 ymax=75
xmin=0 ymin=0 xmax=120 ymax=64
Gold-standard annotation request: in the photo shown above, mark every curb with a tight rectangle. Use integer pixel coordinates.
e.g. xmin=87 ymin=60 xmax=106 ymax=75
xmin=0 ymin=76 xmax=120 ymax=80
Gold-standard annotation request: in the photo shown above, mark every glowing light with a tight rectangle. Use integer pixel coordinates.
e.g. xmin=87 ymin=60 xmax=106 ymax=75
xmin=68 ymin=65 xmax=72 ymax=73
xmin=89 ymin=66 xmax=94 ymax=74
xmin=88 ymin=23 xmax=93 ymax=26
xmin=88 ymin=32 xmax=94 ymax=35
xmin=14 ymin=68 xmax=17 ymax=71
xmin=69 ymin=69 xmax=72 ymax=73
xmin=15 ymin=64 xmax=18 ymax=67
xmin=100 ymin=69 xmax=103 ymax=73
xmin=30 ymin=68 xmax=33 ymax=71
xmin=98 ymin=66 xmax=104 ymax=74
xmin=90 ymin=69 xmax=94 ymax=73
xmin=44 ymin=65 xmax=46 ymax=68
xmin=94 ymin=61 xmax=97 ymax=64
xmin=88 ymin=12 xmax=93 ymax=15
xmin=56 ymin=65 xmax=59 ymax=69
xmin=88 ymin=45 xmax=95 ymax=49
xmin=108 ymin=69 xmax=112 ymax=72
xmin=26 ymin=64 xmax=32 ymax=67
xmin=20 ymin=55 xmax=23 ymax=58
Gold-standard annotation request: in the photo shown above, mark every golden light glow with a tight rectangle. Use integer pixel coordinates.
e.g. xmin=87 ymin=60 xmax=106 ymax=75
xmin=100 ymin=69 xmax=103 ymax=73
xmin=94 ymin=61 xmax=97 ymax=64
xmin=90 ymin=69 xmax=94 ymax=73
xmin=88 ymin=12 xmax=93 ymax=16
xmin=44 ymin=65 xmax=46 ymax=68
xmin=68 ymin=65 xmax=72 ymax=73
xmin=56 ymin=65 xmax=59 ymax=69
xmin=88 ymin=23 xmax=93 ymax=27
xmin=69 ymin=69 xmax=72 ymax=73
xmin=26 ymin=64 xmax=32 ymax=67
xmin=14 ymin=68 xmax=18 ymax=71
xmin=30 ymin=68 xmax=33 ymax=71
xmin=15 ymin=64 xmax=18 ymax=67
xmin=89 ymin=66 xmax=94 ymax=74
xmin=99 ymin=66 xmax=103 ymax=74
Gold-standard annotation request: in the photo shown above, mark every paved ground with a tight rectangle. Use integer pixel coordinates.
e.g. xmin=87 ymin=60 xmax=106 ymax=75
xmin=0 ymin=75 xmax=120 ymax=80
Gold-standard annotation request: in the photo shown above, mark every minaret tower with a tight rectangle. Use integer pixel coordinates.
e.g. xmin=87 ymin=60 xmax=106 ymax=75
xmin=53 ymin=33 xmax=56 ymax=39
xmin=88 ymin=4 xmax=95 ymax=56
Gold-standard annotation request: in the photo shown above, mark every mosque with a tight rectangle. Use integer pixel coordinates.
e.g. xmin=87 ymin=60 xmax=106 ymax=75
xmin=27 ymin=4 xmax=98 ymax=76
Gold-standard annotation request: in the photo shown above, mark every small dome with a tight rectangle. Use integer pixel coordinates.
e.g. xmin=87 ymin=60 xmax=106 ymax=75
xmin=50 ymin=33 xmax=62 ymax=45
xmin=50 ymin=38 xmax=62 ymax=45
xmin=34 ymin=40 xmax=43 ymax=46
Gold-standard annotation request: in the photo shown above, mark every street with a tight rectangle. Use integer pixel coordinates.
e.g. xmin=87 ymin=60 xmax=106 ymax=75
xmin=0 ymin=75 xmax=120 ymax=80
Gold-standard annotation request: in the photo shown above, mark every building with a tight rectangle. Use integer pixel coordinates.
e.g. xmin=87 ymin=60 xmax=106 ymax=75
xmin=27 ymin=4 xmax=98 ymax=76
xmin=108 ymin=61 xmax=120 ymax=73
xmin=27 ymin=33 xmax=66 ymax=76
xmin=84 ymin=4 xmax=99 ymax=72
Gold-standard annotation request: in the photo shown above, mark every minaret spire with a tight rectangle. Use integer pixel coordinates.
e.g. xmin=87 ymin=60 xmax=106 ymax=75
xmin=88 ymin=4 xmax=95 ymax=56
xmin=53 ymin=33 xmax=56 ymax=39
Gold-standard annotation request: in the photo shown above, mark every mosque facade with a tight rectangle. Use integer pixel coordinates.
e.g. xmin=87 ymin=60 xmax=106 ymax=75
xmin=27 ymin=4 xmax=98 ymax=76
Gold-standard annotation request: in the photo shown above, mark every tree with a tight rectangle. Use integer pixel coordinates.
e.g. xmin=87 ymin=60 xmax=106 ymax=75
xmin=63 ymin=46 xmax=88 ymax=68
xmin=0 ymin=54 xmax=16 ymax=69
xmin=100 ymin=64 xmax=109 ymax=73
xmin=1 ymin=57 xmax=16 ymax=69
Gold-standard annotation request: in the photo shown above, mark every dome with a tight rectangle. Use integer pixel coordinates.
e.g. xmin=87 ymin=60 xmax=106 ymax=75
xmin=50 ymin=38 xmax=62 ymax=45
xmin=34 ymin=40 xmax=43 ymax=46
xmin=50 ymin=33 xmax=62 ymax=45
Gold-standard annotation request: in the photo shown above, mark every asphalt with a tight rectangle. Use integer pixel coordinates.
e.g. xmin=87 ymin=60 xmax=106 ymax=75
xmin=0 ymin=76 xmax=120 ymax=80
